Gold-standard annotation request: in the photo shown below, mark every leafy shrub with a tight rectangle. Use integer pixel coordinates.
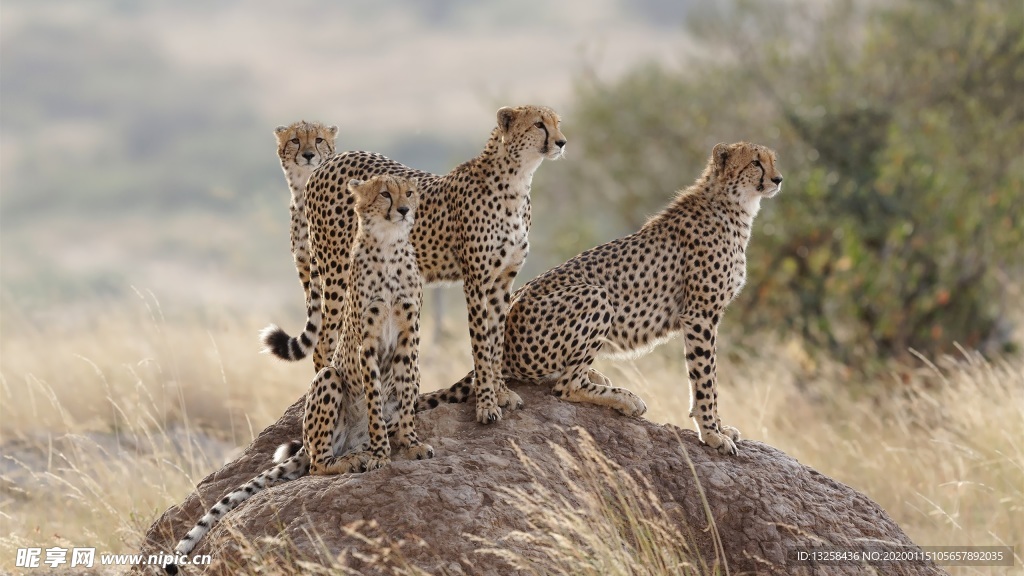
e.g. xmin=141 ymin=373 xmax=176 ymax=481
xmin=536 ymin=0 xmax=1024 ymax=360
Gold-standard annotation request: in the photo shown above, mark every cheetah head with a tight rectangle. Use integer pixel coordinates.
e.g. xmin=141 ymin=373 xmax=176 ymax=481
xmin=712 ymin=142 xmax=783 ymax=199
xmin=274 ymin=120 xmax=338 ymax=169
xmin=349 ymin=175 xmax=420 ymax=229
xmin=496 ymin=105 xmax=567 ymax=161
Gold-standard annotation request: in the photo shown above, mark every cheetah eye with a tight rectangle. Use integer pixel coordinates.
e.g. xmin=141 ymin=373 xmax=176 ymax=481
xmin=380 ymin=191 xmax=392 ymax=199
xmin=534 ymin=121 xmax=545 ymax=129
xmin=290 ymin=138 xmax=300 ymax=145
xmin=315 ymin=138 xmax=324 ymax=144
xmin=752 ymin=160 xmax=762 ymax=168
xmin=406 ymin=190 xmax=413 ymax=197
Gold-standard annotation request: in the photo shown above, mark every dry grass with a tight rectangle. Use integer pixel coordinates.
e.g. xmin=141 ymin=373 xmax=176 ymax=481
xmin=477 ymin=429 xmax=722 ymax=575
xmin=1 ymin=295 xmax=1021 ymax=574
xmin=600 ymin=337 xmax=1024 ymax=573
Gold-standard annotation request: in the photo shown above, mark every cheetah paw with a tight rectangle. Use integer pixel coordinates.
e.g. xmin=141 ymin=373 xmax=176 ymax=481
xmin=498 ymin=388 xmax=524 ymax=411
xmin=324 ymin=451 xmax=372 ymax=474
xmin=701 ymin=427 xmax=739 ymax=456
xmin=400 ymin=443 xmax=435 ymax=461
xmin=720 ymin=424 xmax=741 ymax=442
xmin=363 ymin=454 xmax=392 ymax=472
xmin=475 ymin=401 xmax=503 ymax=424
xmin=616 ymin=390 xmax=648 ymax=418
xmin=587 ymin=370 xmax=646 ymax=418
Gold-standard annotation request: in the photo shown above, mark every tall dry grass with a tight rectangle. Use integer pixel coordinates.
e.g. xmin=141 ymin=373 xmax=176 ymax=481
xmin=1 ymin=294 xmax=1021 ymax=574
xmin=476 ymin=429 xmax=723 ymax=575
xmin=600 ymin=337 xmax=1024 ymax=573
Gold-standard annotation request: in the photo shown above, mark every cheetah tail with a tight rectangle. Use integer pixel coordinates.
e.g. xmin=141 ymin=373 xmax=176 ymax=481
xmin=416 ymin=370 xmax=475 ymax=412
xmin=259 ymin=268 xmax=323 ymax=361
xmin=274 ymin=440 xmax=302 ymax=463
xmin=163 ymin=448 xmax=310 ymax=574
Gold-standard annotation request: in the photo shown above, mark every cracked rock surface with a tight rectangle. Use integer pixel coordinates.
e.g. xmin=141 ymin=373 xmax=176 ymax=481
xmin=136 ymin=384 xmax=944 ymax=575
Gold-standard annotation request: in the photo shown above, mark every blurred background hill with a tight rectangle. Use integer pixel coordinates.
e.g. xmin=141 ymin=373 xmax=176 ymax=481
xmin=0 ymin=0 xmax=695 ymax=319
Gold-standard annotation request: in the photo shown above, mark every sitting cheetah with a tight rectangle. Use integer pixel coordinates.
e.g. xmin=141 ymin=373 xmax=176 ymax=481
xmin=164 ymin=175 xmax=430 ymax=575
xmin=263 ymin=120 xmax=338 ymax=360
xmin=419 ymin=142 xmax=783 ymax=456
xmin=262 ymin=105 xmax=567 ymax=424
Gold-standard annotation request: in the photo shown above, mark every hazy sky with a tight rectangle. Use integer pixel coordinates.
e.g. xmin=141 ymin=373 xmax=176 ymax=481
xmin=113 ymin=0 xmax=691 ymax=135
xmin=0 ymin=0 xmax=695 ymax=311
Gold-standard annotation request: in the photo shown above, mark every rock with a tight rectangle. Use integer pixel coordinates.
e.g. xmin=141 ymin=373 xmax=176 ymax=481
xmin=134 ymin=385 xmax=945 ymax=575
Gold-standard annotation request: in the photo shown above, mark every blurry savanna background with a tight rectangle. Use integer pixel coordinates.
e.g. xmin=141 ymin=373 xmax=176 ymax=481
xmin=1 ymin=0 xmax=1022 ymax=574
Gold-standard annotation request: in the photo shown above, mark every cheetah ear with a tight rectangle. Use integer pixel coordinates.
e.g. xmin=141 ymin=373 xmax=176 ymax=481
xmin=348 ymin=178 xmax=375 ymax=205
xmin=497 ymin=107 xmax=517 ymax=134
xmin=712 ymin=143 xmax=730 ymax=172
xmin=274 ymin=125 xmax=289 ymax=142
xmin=327 ymin=125 xmax=339 ymax=138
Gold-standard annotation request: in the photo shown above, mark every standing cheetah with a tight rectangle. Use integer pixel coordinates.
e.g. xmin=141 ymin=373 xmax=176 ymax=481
xmin=419 ymin=142 xmax=782 ymax=455
xmin=164 ymin=175 xmax=429 ymax=575
xmin=262 ymin=105 xmax=567 ymax=425
xmin=263 ymin=120 xmax=338 ymax=361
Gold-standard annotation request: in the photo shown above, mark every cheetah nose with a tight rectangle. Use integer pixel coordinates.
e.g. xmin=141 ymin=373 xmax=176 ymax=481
xmin=397 ymin=206 xmax=410 ymax=217
xmin=302 ymin=152 xmax=315 ymax=160
xmin=555 ymin=139 xmax=567 ymax=148
xmin=771 ymin=175 xmax=783 ymax=184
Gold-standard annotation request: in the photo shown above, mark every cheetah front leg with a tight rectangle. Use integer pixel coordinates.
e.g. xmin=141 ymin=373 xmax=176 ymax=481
xmin=391 ymin=303 xmax=434 ymax=460
xmin=358 ymin=310 xmax=392 ymax=471
xmin=463 ymin=277 xmax=517 ymax=424
xmin=683 ymin=320 xmax=740 ymax=455
xmin=289 ymin=200 xmax=313 ymax=310
xmin=491 ymin=267 xmax=525 ymax=412
xmin=505 ymin=285 xmax=647 ymax=417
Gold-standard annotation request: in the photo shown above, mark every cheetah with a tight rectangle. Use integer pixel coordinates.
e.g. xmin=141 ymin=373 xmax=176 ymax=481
xmin=262 ymin=120 xmax=338 ymax=361
xmin=419 ymin=142 xmax=783 ymax=456
xmin=164 ymin=175 xmax=430 ymax=575
xmin=262 ymin=105 xmax=567 ymax=424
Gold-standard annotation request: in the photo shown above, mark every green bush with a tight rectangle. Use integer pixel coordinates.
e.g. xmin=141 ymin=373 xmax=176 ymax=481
xmin=536 ymin=0 xmax=1023 ymax=360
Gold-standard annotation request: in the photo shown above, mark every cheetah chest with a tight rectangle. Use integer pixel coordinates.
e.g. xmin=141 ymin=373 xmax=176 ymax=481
xmin=724 ymin=248 xmax=748 ymax=302
xmin=683 ymin=241 xmax=749 ymax=317
xmin=488 ymin=203 xmax=530 ymax=278
xmin=375 ymin=280 xmax=413 ymax=351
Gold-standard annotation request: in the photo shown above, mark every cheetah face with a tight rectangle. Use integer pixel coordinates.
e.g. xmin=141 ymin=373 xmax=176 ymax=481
xmin=496 ymin=105 xmax=567 ymax=161
xmin=274 ymin=121 xmax=338 ymax=169
xmin=713 ymin=142 xmax=783 ymax=199
xmin=349 ymin=175 xmax=420 ymax=228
